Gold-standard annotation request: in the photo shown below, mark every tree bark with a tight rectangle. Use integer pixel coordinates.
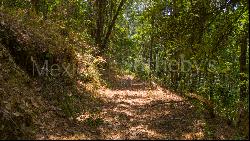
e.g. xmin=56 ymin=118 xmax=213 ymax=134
xmin=95 ymin=0 xmax=106 ymax=48
xmin=149 ymin=15 xmax=154 ymax=78
xmin=238 ymin=29 xmax=249 ymax=138
xmin=239 ymin=31 xmax=248 ymax=101
xmin=101 ymin=0 xmax=127 ymax=53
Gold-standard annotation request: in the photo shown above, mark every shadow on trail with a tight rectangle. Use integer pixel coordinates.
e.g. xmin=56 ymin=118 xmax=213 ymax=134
xmin=39 ymin=69 xmax=237 ymax=140
xmin=95 ymin=70 xmax=236 ymax=140
xmin=98 ymin=99 xmax=204 ymax=139
xmin=99 ymin=68 xmax=148 ymax=91
xmin=95 ymin=70 xmax=206 ymax=139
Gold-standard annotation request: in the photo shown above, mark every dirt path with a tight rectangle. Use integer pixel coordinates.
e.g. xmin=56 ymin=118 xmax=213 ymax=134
xmin=92 ymin=74 xmax=205 ymax=140
xmin=37 ymin=72 xmax=235 ymax=140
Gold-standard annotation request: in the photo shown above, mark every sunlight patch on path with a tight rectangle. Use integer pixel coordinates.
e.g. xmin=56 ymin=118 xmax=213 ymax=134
xmin=71 ymin=74 xmax=208 ymax=140
xmin=97 ymin=86 xmax=184 ymax=104
xmin=93 ymin=75 xmax=200 ymax=139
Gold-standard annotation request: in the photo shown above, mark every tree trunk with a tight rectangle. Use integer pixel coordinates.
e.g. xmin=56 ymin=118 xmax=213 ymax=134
xmin=239 ymin=31 xmax=248 ymax=103
xmin=238 ymin=30 xmax=248 ymax=135
xmin=101 ymin=0 xmax=127 ymax=53
xmin=95 ymin=0 xmax=106 ymax=48
xmin=149 ymin=15 xmax=155 ymax=79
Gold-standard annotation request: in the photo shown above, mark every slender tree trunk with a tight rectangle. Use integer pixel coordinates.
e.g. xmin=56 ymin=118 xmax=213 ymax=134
xmin=101 ymin=0 xmax=127 ymax=53
xmin=238 ymin=30 xmax=248 ymax=132
xmin=149 ymin=15 xmax=155 ymax=79
xmin=95 ymin=0 xmax=106 ymax=48
xmin=239 ymin=31 xmax=248 ymax=103
xmin=87 ymin=0 xmax=95 ymax=38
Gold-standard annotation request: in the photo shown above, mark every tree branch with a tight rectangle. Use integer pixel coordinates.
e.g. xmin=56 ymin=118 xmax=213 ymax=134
xmin=101 ymin=0 xmax=127 ymax=52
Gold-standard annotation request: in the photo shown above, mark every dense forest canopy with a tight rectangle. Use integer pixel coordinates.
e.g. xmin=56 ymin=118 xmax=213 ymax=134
xmin=0 ymin=0 xmax=249 ymax=140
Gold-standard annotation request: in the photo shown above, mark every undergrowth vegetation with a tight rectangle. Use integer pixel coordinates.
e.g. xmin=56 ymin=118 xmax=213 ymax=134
xmin=0 ymin=0 xmax=248 ymax=140
xmin=0 ymin=6 xmax=104 ymax=139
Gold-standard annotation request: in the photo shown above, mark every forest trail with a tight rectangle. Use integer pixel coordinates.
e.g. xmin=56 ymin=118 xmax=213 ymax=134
xmin=95 ymin=73 xmax=205 ymax=140
xmin=40 ymin=70 xmax=234 ymax=140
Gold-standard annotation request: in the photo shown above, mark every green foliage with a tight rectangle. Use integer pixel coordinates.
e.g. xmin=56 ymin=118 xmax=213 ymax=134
xmin=105 ymin=0 xmax=249 ymax=130
xmin=0 ymin=0 xmax=249 ymax=139
xmin=1 ymin=2 xmax=103 ymax=139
